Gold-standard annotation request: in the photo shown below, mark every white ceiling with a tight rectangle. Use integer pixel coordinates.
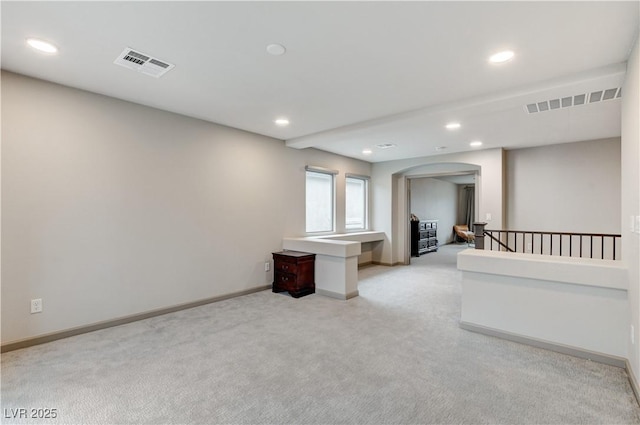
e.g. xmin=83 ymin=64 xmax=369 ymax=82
xmin=2 ymin=1 xmax=638 ymax=163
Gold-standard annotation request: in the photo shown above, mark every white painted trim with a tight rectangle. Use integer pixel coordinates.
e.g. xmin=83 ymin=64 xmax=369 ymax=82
xmin=283 ymin=237 xmax=361 ymax=257
xmin=311 ymin=231 xmax=385 ymax=243
xmin=457 ymin=248 xmax=628 ymax=290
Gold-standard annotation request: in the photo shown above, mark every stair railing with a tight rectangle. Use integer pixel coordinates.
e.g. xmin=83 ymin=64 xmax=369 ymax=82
xmin=473 ymin=222 xmax=621 ymax=260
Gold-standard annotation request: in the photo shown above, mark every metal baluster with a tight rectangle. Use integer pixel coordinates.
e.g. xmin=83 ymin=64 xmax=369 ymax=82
xmin=570 ymin=234 xmax=573 ymax=257
xmin=560 ymin=234 xmax=563 ymax=257
xmin=530 ymin=233 xmax=533 ymax=254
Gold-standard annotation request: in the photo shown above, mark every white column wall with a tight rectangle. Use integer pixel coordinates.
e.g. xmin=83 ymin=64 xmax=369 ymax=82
xmin=621 ymin=34 xmax=640 ymax=383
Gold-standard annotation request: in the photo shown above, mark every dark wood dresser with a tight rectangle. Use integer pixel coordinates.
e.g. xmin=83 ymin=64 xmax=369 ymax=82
xmin=411 ymin=219 xmax=438 ymax=256
xmin=272 ymin=251 xmax=316 ymax=298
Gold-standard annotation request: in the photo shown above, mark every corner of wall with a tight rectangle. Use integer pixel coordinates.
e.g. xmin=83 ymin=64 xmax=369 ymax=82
xmin=622 ymin=31 xmax=640 ymax=386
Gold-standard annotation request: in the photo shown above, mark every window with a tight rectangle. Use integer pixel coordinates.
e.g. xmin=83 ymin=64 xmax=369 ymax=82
xmin=345 ymin=175 xmax=369 ymax=230
xmin=305 ymin=167 xmax=336 ymax=233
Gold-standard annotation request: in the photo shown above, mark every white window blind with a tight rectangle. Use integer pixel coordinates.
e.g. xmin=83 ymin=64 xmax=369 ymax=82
xmin=345 ymin=174 xmax=369 ymax=230
xmin=305 ymin=167 xmax=336 ymax=233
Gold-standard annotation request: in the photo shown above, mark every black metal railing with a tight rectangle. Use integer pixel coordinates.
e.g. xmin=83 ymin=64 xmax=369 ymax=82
xmin=473 ymin=223 xmax=621 ymax=260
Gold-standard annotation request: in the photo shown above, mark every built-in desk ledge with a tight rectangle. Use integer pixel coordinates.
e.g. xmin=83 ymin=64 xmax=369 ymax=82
xmin=457 ymin=248 xmax=628 ymax=291
xmin=282 ymin=231 xmax=385 ymax=258
xmin=281 ymin=231 xmax=385 ymax=300
xmin=310 ymin=231 xmax=386 ymax=243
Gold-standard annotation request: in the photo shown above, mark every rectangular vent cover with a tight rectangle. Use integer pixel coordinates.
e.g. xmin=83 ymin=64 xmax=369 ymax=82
xmin=525 ymin=88 xmax=620 ymax=114
xmin=114 ymin=48 xmax=174 ymax=78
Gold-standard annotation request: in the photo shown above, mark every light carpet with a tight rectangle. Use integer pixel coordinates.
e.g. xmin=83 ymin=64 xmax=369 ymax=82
xmin=2 ymin=244 xmax=639 ymax=424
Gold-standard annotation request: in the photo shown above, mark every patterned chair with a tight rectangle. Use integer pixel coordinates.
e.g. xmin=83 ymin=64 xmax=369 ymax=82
xmin=453 ymin=225 xmax=475 ymax=245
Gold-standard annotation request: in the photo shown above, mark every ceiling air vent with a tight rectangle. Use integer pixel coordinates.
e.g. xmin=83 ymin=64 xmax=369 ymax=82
xmin=589 ymin=91 xmax=603 ymax=103
xmin=537 ymin=101 xmax=549 ymax=112
xmin=114 ymin=48 xmax=174 ymax=78
xmin=524 ymin=88 xmax=620 ymax=114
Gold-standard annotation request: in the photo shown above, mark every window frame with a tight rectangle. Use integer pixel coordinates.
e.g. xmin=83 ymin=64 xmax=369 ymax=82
xmin=345 ymin=173 xmax=370 ymax=232
xmin=305 ymin=166 xmax=337 ymax=234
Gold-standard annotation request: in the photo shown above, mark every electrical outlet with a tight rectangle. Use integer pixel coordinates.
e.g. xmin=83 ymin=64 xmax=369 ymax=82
xmin=485 ymin=213 xmax=492 ymax=221
xmin=264 ymin=261 xmax=270 ymax=272
xmin=31 ymin=298 xmax=42 ymax=314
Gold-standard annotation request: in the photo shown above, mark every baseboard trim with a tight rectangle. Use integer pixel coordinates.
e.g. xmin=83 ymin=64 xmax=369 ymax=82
xmin=371 ymin=261 xmax=400 ymax=267
xmin=626 ymin=360 xmax=640 ymax=407
xmin=315 ymin=288 xmax=359 ymax=300
xmin=459 ymin=321 xmax=626 ymax=368
xmin=345 ymin=290 xmax=359 ymax=299
xmin=1 ymin=285 xmax=271 ymax=353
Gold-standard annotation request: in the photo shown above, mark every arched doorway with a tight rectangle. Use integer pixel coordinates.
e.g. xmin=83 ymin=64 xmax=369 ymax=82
xmin=406 ymin=171 xmax=478 ymax=264
xmin=394 ymin=162 xmax=481 ymax=265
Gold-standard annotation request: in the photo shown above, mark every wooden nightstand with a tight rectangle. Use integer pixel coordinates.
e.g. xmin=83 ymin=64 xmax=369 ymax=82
xmin=272 ymin=251 xmax=315 ymax=298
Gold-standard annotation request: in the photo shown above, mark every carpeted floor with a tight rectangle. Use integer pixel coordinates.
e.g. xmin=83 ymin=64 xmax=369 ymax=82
xmin=2 ymin=244 xmax=639 ymax=424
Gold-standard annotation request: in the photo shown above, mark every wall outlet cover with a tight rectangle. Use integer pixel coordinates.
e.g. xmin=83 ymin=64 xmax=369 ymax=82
xmin=30 ymin=298 xmax=43 ymax=314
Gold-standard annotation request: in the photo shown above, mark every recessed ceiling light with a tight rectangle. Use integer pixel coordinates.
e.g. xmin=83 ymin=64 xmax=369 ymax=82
xmin=362 ymin=149 xmax=373 ymax=155
xmin=470 ymin=141 xmax=483 ymax=147
xmin=376 ymin=143 xmax=397 ymax=149
xmin=445 ymin=122 xmax=461 ymax=130
xmin=26 ymin=38 xmax=58 ymax=54
xmin=489 ymin=50 xmax=514 ymax=64
xmin=266 ymin=44 xmax=286 ymax=56
xmin=274 ymin=118 xmax=289 ymax=126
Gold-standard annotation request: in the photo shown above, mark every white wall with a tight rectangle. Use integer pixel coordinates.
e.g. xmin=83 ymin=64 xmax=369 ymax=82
xmin=506 ymin=138 xmax=621 ymax=234
xmin=459 ymin=250 xmax=628 ymax=358
xmin=1 ymin=71 xmax=371 ymax=344
xmin=410 ymin=177 xmax=458 ymax=244
xmin=621 ymin=34 xmax=640 ymax=386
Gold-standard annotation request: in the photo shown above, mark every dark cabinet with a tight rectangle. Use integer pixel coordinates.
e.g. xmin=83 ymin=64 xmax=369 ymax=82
xmin=411 ymin=220 xmax=438 ymax=256
xmin=272 ymin=251 xmax=315 ymax=298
